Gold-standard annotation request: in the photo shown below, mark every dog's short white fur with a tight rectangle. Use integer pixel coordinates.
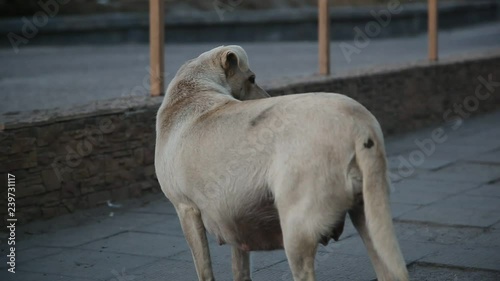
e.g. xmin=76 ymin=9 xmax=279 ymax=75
xmin=155 ymin=45 xmax=409 ymax=281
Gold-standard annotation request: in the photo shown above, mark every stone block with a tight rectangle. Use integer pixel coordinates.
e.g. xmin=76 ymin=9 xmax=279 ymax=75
xmin=16 ymin=206 xmax=41 ymax=222
xmin=17 ymin=196 xmax=40 ymax=207
xmin=133 ymin=147 xmax=144 ymax=164
xmin=0 ymin=150 xmax=37 ymax=172
xmin=41 ymin=191 xmax=61 ymax=206
xmin=17 ymin=184 xmax=45 ymax=198
xmin=62 ymin=198 xmax=78 ymax=213
xmin=61 ymin=182 xmax=80 ymax=198
xmin=7 ymin=137 xmax=36 ymax=154
xmin=72 ymin=167 xmax=90 ymax=181
xmin=80 ymin=185 xmax=96 ymax=195
xmin=143 ymin=148 xmax=155 ymax=165
xmin=87 ymin=190 xmax=111 ymax=206
xmin=36 ymin=123 xmax=64 ymax=147
xmin=144 ymin=164 xmax=155 ymax=177
xmin=111 ymin=188 xmax=129 ymax=201
xmin=41 ymin=169 xmax=61 ymax=191
xmin=20 ymin=174 xmax=43 ymax=186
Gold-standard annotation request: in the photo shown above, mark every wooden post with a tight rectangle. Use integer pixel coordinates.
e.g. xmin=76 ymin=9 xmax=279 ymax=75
xmin=428 ymin=0 xmax=438 ymax=61
xmin=150 ymin=0 xmax=165 ymax=96
xmin=318 ymin=0 xmax=330 ymax=75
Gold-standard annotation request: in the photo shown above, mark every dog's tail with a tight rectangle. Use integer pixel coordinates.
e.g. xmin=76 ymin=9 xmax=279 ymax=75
xmin=355 ymin=130 xmax=409 ymax=281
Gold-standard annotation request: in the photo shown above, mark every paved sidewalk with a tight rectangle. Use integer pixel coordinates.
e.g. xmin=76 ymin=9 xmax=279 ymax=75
xmin=1 ymin=110 xmax=500 ymax=280
xmin=1 ymin=22 xmax=500 ymax=114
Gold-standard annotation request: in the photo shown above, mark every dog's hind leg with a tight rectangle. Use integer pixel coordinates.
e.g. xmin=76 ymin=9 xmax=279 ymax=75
xmin=280 ymin=209 xmax=318 ymax=281
xmin=349 ymin=206 xmax=395 ymax=281
xmin=177 ymin=203 xmax=215 ymax=281
xmin=231 ymin=247 xmax=252 ymax=281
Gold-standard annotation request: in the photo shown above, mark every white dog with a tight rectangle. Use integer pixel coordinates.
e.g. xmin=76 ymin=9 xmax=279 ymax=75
xmin=154 ymin=45 xmax=408 ymax=281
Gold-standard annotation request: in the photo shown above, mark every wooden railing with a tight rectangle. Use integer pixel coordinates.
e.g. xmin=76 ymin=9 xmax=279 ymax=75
xmin=149 ymin=0 xmax=439 ymax=96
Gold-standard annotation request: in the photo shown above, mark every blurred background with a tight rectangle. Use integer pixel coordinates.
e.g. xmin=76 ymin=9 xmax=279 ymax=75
xmin=1 ymin=1 xmax=500 ymax=281
xmin=1 ymin=0 xmax=499 ymax=115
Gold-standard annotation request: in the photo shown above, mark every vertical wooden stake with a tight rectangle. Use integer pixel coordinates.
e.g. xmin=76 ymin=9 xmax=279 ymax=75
xmin=318 ymin=0 xmax=330 ymax=75
xmin=428 ymin=0 xmax=438 ymax=62
xmin=150 ymin=0 xmax=165 ymax=96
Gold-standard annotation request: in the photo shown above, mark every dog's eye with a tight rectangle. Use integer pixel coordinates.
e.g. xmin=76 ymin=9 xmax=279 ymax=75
xmin=248 ymin=76 xmax=255 ymax=84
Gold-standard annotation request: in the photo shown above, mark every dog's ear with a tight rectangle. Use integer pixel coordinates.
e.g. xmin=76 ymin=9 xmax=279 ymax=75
xmin=221 ymin=50 xmax=239 ymax=76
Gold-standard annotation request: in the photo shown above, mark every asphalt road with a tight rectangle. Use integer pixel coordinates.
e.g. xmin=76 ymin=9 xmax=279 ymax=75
xmin=1 ymin=22 xmax=500 ymax=114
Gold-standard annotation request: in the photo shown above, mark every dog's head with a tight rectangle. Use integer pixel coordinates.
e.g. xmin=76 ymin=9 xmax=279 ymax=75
xmin=217 ymin=45 xmax=270 ymax=100
xmin=180 ymin=45 xmax=270 ymax=101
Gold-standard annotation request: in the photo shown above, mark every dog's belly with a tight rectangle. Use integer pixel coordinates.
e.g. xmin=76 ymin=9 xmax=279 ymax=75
xmin=215 ymin=200 xmax=284 ymax=251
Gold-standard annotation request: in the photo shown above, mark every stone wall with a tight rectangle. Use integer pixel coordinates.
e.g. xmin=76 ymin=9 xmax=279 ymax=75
xmin=1 ymin=51 xmax=499 ymax=224
xmin=266 ymin=52 xmax=500 ymax=135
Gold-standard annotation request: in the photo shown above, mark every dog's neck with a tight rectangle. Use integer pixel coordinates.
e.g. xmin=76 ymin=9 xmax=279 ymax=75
xmin=164 ymin=75 xmax=232 ymax=106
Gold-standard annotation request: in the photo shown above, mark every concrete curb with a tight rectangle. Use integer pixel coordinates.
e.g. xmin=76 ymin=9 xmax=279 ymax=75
xmin=1 ymin=0 xmax=499 ymax=46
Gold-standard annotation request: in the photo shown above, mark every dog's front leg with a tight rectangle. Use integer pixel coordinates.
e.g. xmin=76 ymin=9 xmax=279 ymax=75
xmin=177 ymin=203 xmax=215 ymax=281
xmin=231 ymin=247 xmax=252 ymax=281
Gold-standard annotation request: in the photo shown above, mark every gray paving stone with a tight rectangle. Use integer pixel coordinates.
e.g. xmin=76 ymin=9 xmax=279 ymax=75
xmin=416 ymin=162 xmax=500 ymax=184
xmin=447 ymin=126 xmax=500 ymax=148
xmin=393 ymin=221 xmax=484 ymax=245
xmin=80 ymin=231 xmax=188 ymax=258
xmin=21 ymin=248 xmax=157 ymax=280
xmin=137 ymin=214 xmax=184 ymax=237
xmin=112 ymin=259 xmax=200 ymax=281
xmin=169 ymin=241 xmax=289 ymax=272
xmin=0 ymin=270 xmax=97 ymax=281
xmin=420 ymin=245 xmax=500 ymax=272
xmin=393 ymin=178 xmax=479 ymax=195
xmin=391 ymin=187 xmax=451 ymax=206
xmin=467 ymin=229 xmax=500 ymax=248
xmin=408 ymin=262 xmax=500 ymax=281
xmin=388 ymin=141 xmax=497 ymax=172
xmin=398 ymin=204 xmax=500 ymax=227
xmin=12 ymin=246 xmax=64 ymax=267
xmin=128 ymin=198 xmax=177 ymax=215
xmin=492 ymin=220 xmax=500 ymax=230
xmin=257 ymin=253 xmax=377 ymax=281
xmin=390 ymin=202 xmax=421 ymax=218
xmin=464 ymin=149 xmax=500 ymax=164
xmin=318 ymin=234 xmax=445 ymax=265
xmin=438 ymin=194 xmax=500 ymax=211
xmin=387 ymin=153 xmax=452 ymax=172
xmin=465 ymin=182 xmax=500 ymax=198
xmin=106 ymin=258 xmax=233 ymax=281
xmin=23 ymin=212 xmax=166 ymax=248
xmin=251 ymin=251 xmax=289 ymax=271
